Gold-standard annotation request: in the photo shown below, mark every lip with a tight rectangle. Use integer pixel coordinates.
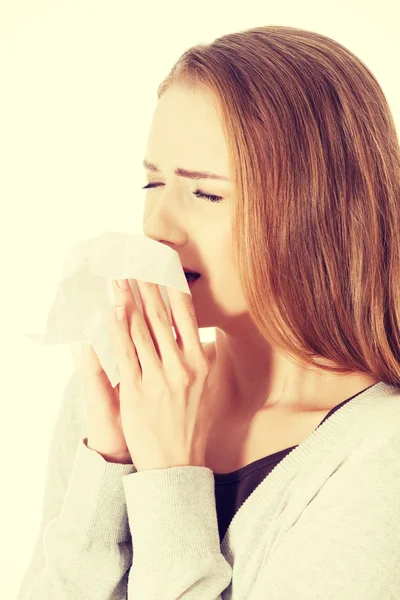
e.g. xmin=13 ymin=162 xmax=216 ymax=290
xmin=182 ymin=266 xmax=201 ymax=275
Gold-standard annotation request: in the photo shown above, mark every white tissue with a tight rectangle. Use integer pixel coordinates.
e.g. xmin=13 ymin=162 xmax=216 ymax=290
xmin=25 ymin=231 xmax=191 ymax=388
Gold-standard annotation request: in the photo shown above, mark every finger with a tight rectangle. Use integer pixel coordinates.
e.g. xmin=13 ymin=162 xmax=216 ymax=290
xmin=166 ymin=285 xmax=206 ymax=365
xmin=112 ymin=278 xmax=161 ymax=378
xmin=80 ymin=343 xmax=103 ymax=375
xmin=136 ymin=280 xmax=182 ymax=369
xmin=110 ymin=293 xmax=141 ymax=385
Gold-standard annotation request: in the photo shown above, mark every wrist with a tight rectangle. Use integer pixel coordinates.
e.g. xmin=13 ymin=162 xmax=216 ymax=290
xmin=85 ymin=439 xmax=132 ymax=464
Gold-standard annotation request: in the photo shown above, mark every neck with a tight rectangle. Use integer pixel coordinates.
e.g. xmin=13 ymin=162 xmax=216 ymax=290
xmin=207 ymin=326 xmax=379 ymax=418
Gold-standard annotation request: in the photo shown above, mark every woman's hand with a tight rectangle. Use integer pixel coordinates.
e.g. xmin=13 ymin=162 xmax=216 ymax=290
xmin=79 ymin=343 xmax=132 ymax=463
xmin=109 ymin=278 xmax=213 ymax=472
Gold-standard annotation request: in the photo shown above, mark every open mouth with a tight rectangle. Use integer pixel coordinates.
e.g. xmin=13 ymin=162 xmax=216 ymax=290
xmin=184 ymin=272 xmax=201 ymax=287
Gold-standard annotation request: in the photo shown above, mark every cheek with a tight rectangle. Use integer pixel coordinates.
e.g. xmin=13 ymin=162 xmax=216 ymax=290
xmin=213 ymin=266 xmax=247 ymax=310
xmin=213 ymin=240 xmax=249 ymax=311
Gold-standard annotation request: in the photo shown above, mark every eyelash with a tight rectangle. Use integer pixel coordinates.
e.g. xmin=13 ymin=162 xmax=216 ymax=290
xmin=141 ymin=182 xmax=223 ymax=204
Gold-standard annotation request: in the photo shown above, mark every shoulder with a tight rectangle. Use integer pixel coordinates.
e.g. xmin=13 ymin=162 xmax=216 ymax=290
xmin=349 ymin=387 xmax=400 ymax=455
xmin=365 ymin=388 xmax=400 ymax=427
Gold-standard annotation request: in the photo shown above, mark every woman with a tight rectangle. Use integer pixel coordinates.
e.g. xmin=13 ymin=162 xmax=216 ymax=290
xmin=17 ymin=25 xmax=400 ymax=599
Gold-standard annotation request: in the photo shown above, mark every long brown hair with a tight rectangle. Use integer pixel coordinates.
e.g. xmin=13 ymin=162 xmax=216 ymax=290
xmin=157 ymin=25 xmax=400 ymax=386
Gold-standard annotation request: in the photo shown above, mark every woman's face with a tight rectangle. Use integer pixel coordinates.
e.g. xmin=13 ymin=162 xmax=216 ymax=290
xmin=141 ymin=84 xmax=250 ymax=330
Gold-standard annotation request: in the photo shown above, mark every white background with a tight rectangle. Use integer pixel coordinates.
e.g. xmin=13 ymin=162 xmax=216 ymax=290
xmin=1 ymin=0 xmax=399 ymax=597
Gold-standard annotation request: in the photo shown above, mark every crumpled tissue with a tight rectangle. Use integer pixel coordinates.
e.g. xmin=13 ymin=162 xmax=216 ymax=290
xmin=24 ymin=231 xmax=191 ymax=388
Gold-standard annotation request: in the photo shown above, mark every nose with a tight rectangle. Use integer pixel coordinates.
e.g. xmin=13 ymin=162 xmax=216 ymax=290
xmin=142 ymin=193 xmax=188 ymax=249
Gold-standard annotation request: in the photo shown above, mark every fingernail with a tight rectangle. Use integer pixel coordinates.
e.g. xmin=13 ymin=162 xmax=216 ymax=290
xmin=117 ymin=278 xmax=129 ymax=290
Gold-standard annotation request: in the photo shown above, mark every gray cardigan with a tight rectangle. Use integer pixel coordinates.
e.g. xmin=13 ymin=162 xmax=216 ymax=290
xmin=16 ymin=371 xmax=400 ymax=599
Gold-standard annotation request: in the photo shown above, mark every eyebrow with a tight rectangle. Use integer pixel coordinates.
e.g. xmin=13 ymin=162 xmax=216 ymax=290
xmin=143 ymin=159 xmax=230 ymax=181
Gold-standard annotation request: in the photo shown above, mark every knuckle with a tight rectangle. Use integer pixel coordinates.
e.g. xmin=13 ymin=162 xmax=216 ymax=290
xmin=130 ymin=315 xmax=148 ymax=340
xmin=180 ymin=353 xmax=209 ymax=384
xmin=196 ymin=358 xmax=210 ymax=379
xmin=180 ymin=375 xmax=191 ymax=389
xmin=120 ymin=345 xmax=133 ymax=362
xmin=175 ymin=366 xmax=191 ymax=387
xmin=153 ymin=306 xmax=169 ymax=325
xmin=143 ymin=370 xmax=164 ymax=391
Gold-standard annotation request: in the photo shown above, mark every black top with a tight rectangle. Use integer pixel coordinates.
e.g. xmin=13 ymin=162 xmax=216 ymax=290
xmin=214 ymin=384 xmax=377 ymax=544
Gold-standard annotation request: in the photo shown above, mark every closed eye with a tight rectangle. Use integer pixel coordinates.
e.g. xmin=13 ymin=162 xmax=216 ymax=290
xmin=141 ymin=182 xmax=223 ymax=204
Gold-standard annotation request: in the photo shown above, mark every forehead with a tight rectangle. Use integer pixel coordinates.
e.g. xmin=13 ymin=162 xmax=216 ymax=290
xmin=145 ymin=85 xmax=229 ymax=175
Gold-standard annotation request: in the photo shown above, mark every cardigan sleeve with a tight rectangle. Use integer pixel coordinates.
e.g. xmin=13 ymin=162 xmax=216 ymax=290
xmin=16 ymin=370 xmax=136 ymax=600
xmin=122 ymin=464 xmax=233 ymax=598
xmin=250 ymin=424 xmax=400 ymax=599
